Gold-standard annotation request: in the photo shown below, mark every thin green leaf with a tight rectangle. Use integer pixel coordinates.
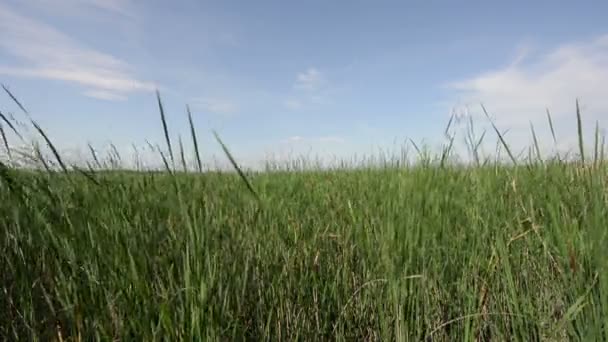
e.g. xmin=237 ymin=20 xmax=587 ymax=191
xmin=213 ymin=130 xmax=261 ymax=203
xmin=156 ymin=90 xmax=174 ymax=168
xmin=0 ymin=123 xmax=11 ymax=159
xmin=31 ymin=120 xmax=68 ymax=173
xmin=1 ymin=84 xmax=29 ymax=116
xmin=576 ymin=99 xmax=585 ymax=164
xmin=187 ymin=105 xmax=203 ymax=173
xmin=481 ymin=103 xmax=517 ymax=165
xmin=0 ymin=110 xmax=24 ymax=141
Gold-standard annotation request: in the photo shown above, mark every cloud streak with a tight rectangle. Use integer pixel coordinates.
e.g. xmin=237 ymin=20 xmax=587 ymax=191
xmin=83 ymin=89 xmax=128 ymax=101
xmin=0 ymin=3 xmax=154 ymax=100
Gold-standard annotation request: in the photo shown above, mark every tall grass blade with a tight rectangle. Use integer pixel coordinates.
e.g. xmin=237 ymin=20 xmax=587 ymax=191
xmin=110 ymin=143 xmax=122 ymax=163
xmin=444 ymin=113 xmax=455 ymax=138
xmin=213 ymin=130 xmax=261 ymax=203
xmin=601 ymin=133 xmax=606 ymax=163
xmin=178 ymin=135 xmax=187 ymax=172
xmin=187 ymin=105 xmax=203 ymax=173
xmin=1 ymin=84 xmax=29 ymax=116
xmin=546 ymin=108 xmax=557 ymax=145
xmin=0 ymin=123 xmax=11 ymax=159
xmin=440 ymin=135 xmax=455 ymax=168
xmin=156 ymin=90 xmax=174 ymax=168
xmin=545 ymin=108 xmax=563 ymax=162
xmin=529 ymin=122 xmax=543 ymax=164
xmin=0 ymin=110 xmax=24 ymax=141
xmin=31 ymin=120 xmax=68 ymax=173
xmin=593 ymin=121 xmax=599 ymax=168
xmin=409 ymin=139 xmax=422 ymax=159
xmin=33 ymin=141 xmax=51 ymax=172
xmin=88 ymin=143 xmax=102 ymax=169
xmin=481 ymin=104 xmax=517 ymax=165
xmin=157 ymin=145 xmax=172 ymax=174
xmin=576 ymin=99 xmax=585 ymax=164
xmin=472 ymin=130 xmax=487 ymax=166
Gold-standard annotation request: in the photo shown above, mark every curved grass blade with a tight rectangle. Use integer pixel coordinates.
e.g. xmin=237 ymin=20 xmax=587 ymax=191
xmin=481 ymin=103 xmax=517 ymax=166
xmin=33 ymin=141 xmax=51 ymax=172
xmin=213 ymin=130 xmax=261 ymax=203
xmin=2 ymin=84 xmax=29 ymax=116
xmin=0 ymin=110 xmax=24 ymax=141
xmin=31 ymin=120 xmax=68 ymax=173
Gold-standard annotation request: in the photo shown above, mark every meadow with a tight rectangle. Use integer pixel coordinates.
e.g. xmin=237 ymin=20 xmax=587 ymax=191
xmin=1 ymin=90 xmax=607 ymax=340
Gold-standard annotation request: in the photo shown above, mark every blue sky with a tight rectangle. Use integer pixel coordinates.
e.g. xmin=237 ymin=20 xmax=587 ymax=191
xmin=1 ymin=0 xmax=607 ymax=168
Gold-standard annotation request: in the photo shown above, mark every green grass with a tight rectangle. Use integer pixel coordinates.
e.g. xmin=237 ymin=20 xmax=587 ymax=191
xmin=1 ymin=91 xmax=608 ymax=340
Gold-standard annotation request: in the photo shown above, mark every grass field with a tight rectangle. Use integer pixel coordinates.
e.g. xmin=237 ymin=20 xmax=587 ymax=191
xmin=1 ymin=91 xmax=608 ymax=340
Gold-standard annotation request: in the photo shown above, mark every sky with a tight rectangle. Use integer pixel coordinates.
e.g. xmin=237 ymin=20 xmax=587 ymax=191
xmin=1 ymin=0 xmax=607 ymax=169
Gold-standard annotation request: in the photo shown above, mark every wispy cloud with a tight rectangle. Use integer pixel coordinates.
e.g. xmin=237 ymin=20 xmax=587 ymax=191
xmin=447 ymin=34 xmax=608 ymax=127
xmin=83 ymin=89 xmax=127 ymax=101
xmin=0 ymin=3 xmax=154 ymax=101
xmin=446 ymin=34 xmax=608 ymax=154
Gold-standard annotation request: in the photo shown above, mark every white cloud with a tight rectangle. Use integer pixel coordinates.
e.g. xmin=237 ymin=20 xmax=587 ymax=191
xmin=192 ymin=97 xmax=238 ymax=115
xmin=0 ymin=4 xmax=154 ymax=100
xmin=446 ymin=34 xmax=608 ymax=155
xmin=294 ymin=67 xmax=326 ymax=91
xmin=448 ymin=35 xmax=608 ymax=126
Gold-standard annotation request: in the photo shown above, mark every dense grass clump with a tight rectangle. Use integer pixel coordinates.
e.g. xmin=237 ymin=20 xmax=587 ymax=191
xmin=1 ymin=90 xmax=608 ymax=340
